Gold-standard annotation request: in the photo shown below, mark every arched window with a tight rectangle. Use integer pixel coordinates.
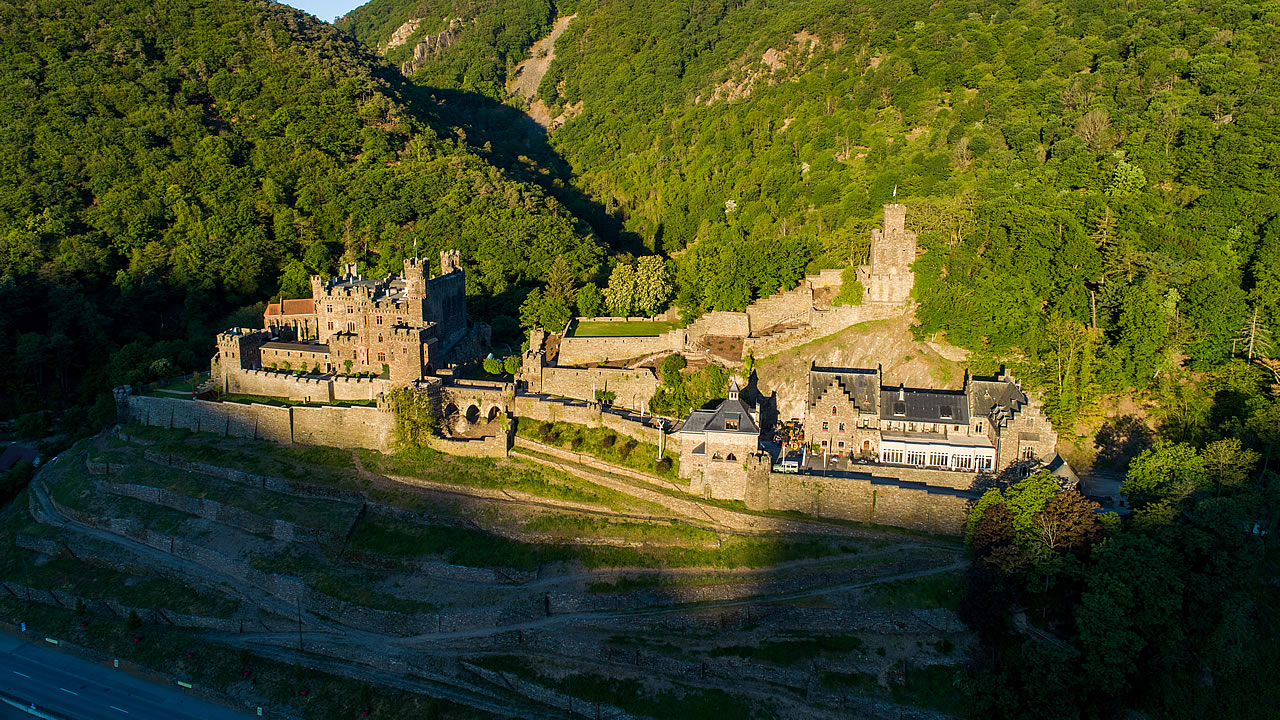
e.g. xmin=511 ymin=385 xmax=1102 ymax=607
xmin=726 ymin=453 xmax=737 ymax=461
xmin=712 ymin=453 xmax=723 ymax=461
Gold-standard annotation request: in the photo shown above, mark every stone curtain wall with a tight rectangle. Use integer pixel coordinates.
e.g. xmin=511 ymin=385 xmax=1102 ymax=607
xmin=222 ymin=366 xmax=388 ymax=402
xmin=537 ymin=366 xmax=659 ymax=411
xmin=743 ymin=303 xmax=907 ymax=359
xmin=743 ymin=286 xmax=813 ymax=333
xmin=685 ymin=310 xmax=752 ymax=339
xmin=120 ymin=394 xmax=393 ymax=452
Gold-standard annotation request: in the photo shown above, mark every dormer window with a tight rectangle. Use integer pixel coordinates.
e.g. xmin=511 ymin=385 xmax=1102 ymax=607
xmin=893 ymin=402 xmax=906 ymax=417
xmin=939 ymin=405 xmax=952 ymax=419
xmin=725 ymin=413 xmax=739 ymax=431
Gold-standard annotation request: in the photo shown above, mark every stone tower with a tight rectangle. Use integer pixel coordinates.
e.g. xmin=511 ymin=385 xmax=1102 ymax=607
xmin=440 ymin=249 xmax=462 ymax=275
xmin=403 ymin=257 xmax=427 ymax=299
xmin=857 ymin=204 xmax=917 ymax=304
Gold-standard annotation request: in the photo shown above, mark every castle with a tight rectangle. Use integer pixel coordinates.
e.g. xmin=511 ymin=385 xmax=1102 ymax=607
xmin=212 ymin=251 xmax=476 ymax=396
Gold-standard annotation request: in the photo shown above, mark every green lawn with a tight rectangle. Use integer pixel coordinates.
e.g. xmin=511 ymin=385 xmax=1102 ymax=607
xmin=568 ymin=320 xmax=672 ymax=337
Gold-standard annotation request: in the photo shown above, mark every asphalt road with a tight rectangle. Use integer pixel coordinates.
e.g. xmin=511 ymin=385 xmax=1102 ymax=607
xmin=0 ymin=633 xmax=250 ymax=720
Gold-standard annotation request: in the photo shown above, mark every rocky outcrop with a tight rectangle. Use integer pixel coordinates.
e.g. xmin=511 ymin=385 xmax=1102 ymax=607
xmin=399 ymin=19 xmax=462 ymax=75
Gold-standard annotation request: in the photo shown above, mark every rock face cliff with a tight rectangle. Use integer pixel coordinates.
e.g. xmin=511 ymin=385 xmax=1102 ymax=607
xmin=398 ymin=18 xmax=461 ymax=75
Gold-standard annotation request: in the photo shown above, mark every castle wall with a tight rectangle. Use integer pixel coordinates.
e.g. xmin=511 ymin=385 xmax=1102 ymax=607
xmin=556 ymin=329 xmax=685 ymax=366
xmin=292 ymin=405 xmax=393 ymax=452
xmin=743 ymin=303 xmax=906 ymax=359
xmin=427 ymin=270 xmax=468 ymax=343
xmin=686 ymin=311 xmax=752 ymax=339
xmin=536 ymin=366 xmax=659 ymax=411
xmin=119 ymin=395 xmax=393 ymax=452
xmin=743 ymin=287 xmax=812 ymax=334
xmin=220 ymin=367 xmax=388 ymax=403
xmin=750 ymin=472 xmax=972 ymax=535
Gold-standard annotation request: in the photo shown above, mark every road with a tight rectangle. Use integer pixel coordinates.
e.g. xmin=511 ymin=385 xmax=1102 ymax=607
xmin=0 ymin=633 xmax=250 ymax=720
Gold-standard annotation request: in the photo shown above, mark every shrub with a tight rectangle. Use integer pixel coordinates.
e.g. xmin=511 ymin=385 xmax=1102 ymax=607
xmin=655 ymin=457 xmax=672 ymax=472
xmin=537 ymin=422 xmax=553 ymax=438
xmin=618 ymin=439 xmax=638 ymax=459
xmin=601 ymin=434 xmax=616 ymax=448
xmin=833 ymin=266 xmax=864 ymax=306
xmin=483 ymin=356 xmax=503 ymax=375
xmin=570 ymin=435 xmax=584 ymax=450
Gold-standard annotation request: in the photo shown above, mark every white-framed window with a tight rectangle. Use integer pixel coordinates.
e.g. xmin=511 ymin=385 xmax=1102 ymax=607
xmin=954 ymin=455 xmax=973 ymax=470
xmin=883 ymin=449 xmax=903 ymax=464
xmin=978 ymin=456 xmax=993 ymax=470
xmin=928 ymin=452 xmax=948 ymax=467
xmin=906 ymin=451 xmax=926 ymax=466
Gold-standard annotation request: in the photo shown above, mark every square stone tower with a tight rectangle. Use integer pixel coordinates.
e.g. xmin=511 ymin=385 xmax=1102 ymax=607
xmin=857 ymin=204 xmax=917 ymax=304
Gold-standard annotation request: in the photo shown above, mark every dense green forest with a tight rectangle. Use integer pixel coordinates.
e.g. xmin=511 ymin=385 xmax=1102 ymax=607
xmin=335 ymin=0 xmax=1280 ymax=716
xmin=0 ymin=0 xmax=601 ymax=424
xmin=347 ymin=0 xmax=1280 ymax=422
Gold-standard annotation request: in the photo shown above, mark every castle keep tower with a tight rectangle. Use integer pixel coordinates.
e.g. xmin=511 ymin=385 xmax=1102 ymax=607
xmin=857 ymin=204 xmax=917 ymax=304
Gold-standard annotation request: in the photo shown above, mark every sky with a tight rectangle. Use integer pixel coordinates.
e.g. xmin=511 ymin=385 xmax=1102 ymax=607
xmin=279 ymin=0 xmax=363 ymax=22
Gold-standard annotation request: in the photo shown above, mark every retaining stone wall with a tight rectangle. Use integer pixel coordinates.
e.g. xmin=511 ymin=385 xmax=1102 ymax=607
xmin=537 ymin=366 xmax=659 ymax=411
xmin=556 ymin=329 xmax=685 ymax=366
xmin=742 ymin=303 xmax=905 ymax=358
xmin=121 ymin=395 xmax=392 ymax=452
xmin=425 ymin=432 xmax=510 ymax=458
xmin=753 ymin=472 xmax=971 ymax=535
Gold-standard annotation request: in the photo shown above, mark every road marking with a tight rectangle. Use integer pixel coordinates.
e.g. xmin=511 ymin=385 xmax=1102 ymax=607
xmin=11 ymin=671 xmax=29 ymax=678
xmin=110 ymin=706 xmax=129 ymax=714
xmin=59 ymin=688 xmax=78 ymax=695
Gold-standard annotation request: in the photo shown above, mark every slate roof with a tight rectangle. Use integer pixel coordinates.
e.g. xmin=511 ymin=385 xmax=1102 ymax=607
xmin=809 ymin=367 xmax=879 ymax=413
xmin=678 ymin=380 xmax=760 ymax=435
xmin=879 ymin=386 xmax=970 ymax=424
xmin=968 ymin=379 xmax=1029 ymax=420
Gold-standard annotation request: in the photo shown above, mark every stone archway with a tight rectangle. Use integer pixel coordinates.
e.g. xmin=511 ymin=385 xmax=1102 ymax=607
xmin=444 ymin=403 xmax=458 ymax=418
xmin=465 ymin=405 xmax=481 ymax=424
xmin=486 ymin=406 xmax=500 ymax=422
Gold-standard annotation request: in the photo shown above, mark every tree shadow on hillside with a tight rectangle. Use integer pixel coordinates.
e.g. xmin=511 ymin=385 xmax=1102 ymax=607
xmin=376 ymin=67 xmax=647 ymax=260
xmin=1093 ymin=415 xmax=1154 ymax=471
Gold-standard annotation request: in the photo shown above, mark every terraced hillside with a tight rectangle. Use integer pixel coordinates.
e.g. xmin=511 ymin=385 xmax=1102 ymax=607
xmin=2 ymin=426 xmax=971 ymax=718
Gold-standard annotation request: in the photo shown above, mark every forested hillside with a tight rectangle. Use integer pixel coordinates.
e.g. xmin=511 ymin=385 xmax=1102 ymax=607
xmin=0 ymin=0 xmax=600 ymax=422
xmin=348 ymin=0 xmax=1280 ymax=427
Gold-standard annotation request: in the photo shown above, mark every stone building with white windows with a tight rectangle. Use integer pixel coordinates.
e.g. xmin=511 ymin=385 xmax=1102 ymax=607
xmin=803 ymin=365 xmax=1058 ymax=474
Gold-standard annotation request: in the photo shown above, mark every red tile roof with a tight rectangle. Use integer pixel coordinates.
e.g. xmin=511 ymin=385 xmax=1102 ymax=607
xmin=281 ymin=298 xmax=315 ymax=315
xmin=263 ymin=299 xmax=315 ymax=317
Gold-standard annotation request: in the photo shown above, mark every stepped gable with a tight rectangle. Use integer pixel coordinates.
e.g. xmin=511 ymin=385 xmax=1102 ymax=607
xmin=809 ymin=366 xmax=878 ymax=413
xmin=879 ymin=384 xmax=969 ymax=425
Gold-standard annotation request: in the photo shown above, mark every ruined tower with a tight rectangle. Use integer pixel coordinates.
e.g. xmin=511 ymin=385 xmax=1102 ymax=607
xmin=857 ymin=204 xmax=917 ymax=304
